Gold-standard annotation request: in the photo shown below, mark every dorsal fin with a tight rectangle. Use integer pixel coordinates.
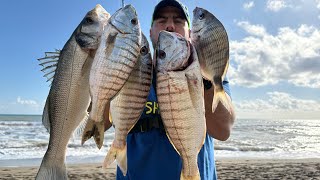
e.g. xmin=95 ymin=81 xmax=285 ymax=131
xmin=38 ymin=49 xmax=61 ymax=85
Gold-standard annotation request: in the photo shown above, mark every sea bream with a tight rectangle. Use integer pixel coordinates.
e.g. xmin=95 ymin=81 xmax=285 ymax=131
xmin=36 ymin=5 xmax=110 ymax=180
xmin=104 ymin=33 xmax=152 ymax=175
xmin=156 ymin=31 xmax=206 ymax=180
xmin=81 ymin=5 xmax=142 ymax=149
xmin=191 ymin=7 xmax=233 ymax=113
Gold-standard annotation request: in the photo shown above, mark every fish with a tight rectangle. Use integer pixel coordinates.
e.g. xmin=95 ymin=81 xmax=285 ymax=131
xmin=156 ymin=31 xmax=206 ymax=180
xmin=191 ymin=7 xmax=232 ymax=113
xmin=103 ymin=33 xmax=152 ymax=175
xmin=36 ymin=5 xmax=110 ymax=180
xmin=81 ymin=4 xmax=142 ymax=149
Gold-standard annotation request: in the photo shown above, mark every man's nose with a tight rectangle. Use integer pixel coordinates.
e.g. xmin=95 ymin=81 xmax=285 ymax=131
xmin=165 ymin=19 xmax=175 ymax=32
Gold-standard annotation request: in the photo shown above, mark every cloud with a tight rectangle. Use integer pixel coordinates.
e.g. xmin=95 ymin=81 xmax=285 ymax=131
xmin=266 ymin=0 xmax=287 ymax=11
xmin=0 ymin=97 xmax=45 ymax=114
xmin=17 ymin=97 xmax=38 ymax=105
xmin=234 ymin=91 xmax=320 ymax=119
xmin=316 ymin=0 xmax=320 ymax=9
xmin=243 ymin=1 xmax=255 ymax=10
xmin=229 ymin=22 xmax=320 ymax=88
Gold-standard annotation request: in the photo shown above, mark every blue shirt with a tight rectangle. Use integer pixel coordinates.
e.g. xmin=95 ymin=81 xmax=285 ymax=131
xmin=116 ymin=76 xmax=231 ymax=180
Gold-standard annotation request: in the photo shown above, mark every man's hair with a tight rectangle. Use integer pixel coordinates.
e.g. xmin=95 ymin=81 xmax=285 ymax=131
xmin=151 ymin=0 xmax=190 ymax=28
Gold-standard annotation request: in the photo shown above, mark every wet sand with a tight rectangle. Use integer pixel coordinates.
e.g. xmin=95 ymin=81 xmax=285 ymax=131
xmin=1 ymin=158 xmax=319 ymax=179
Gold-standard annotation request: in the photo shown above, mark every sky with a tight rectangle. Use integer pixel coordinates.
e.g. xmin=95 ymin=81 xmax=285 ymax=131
xmin=0 ymin=0 xmax=319 ymax=119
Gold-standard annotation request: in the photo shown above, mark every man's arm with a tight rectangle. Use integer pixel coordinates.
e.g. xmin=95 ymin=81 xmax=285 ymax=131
xmin=204 ymin=83 xmax=235 ymax=141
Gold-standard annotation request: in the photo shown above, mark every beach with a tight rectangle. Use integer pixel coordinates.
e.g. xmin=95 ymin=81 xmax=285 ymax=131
xmin=1 ymin=116 xmax=320 ymax=179
xmin=1 ymin=158 xmax=320 ymax=179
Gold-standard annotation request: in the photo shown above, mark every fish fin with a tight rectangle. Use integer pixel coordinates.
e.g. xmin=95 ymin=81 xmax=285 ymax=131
xmin=38 ymin=49 xmax=61 ymax=85
xmin=42 ymin=96 xmax=50 ymax=132
xmin=93 ymin=120 xmax=105 ymax=149
xmin=35 ymin=163 xmax=67 ymax=180
xmin=212 ymin=88 xmax=233 ymax=114
xmin=103 ymin=144 xmax=127 ymax=176
xmin=72 ymin=112 xmax=89 ymax=138
xmin=180 ymin=173 xmax=200 ymax=180
xmin=222 ymin=60 xmax=229 ymax=80
xmin=81 ymin=119 xmax=105 ymax=149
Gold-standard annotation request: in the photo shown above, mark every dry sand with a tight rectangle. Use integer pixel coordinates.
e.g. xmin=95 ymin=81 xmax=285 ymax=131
xmin=1 ymin=158 xmax=320 ymax=179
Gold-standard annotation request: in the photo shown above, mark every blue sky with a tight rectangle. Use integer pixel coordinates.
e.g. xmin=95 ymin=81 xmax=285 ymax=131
xmin=0 ymin=0 xmax=319 ymax=119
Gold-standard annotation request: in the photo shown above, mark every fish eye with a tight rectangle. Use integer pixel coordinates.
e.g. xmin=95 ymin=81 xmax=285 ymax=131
xmin=85 ymin=17 xmax=94 ymax=24
xmin=199 ymin=12 xmax=205 ymax=20
xmin=158 ymin=50 xmax=166 ymax=59
xmin=131 ymin=18 xmax=138 ymax=25
xmin=140 ymin=46 xmax=148 ymax=55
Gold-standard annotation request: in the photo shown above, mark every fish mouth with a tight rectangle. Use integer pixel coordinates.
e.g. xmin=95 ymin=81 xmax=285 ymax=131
xmin=192 ymin=27 xmax=203 ymax=34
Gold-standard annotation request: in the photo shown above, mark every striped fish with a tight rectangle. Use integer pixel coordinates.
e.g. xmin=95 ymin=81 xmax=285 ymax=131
xmin=104 ymin=33 xmax=152 ymax=175
xmin=82 ymin=5 xmax=142 ymax=149
xmin=156 ymin=31 xmax=206 ymax=180
xmin=191 ymin=7 xmax=232 ymax=113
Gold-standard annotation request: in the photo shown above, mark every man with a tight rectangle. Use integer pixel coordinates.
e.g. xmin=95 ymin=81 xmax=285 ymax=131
xmin=108 ymin=0 xmax=235 ymax=179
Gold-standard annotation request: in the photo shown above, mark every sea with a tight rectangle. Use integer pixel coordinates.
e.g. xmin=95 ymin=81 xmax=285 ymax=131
xmin=0 ymin=114 xmax=319 ymax=167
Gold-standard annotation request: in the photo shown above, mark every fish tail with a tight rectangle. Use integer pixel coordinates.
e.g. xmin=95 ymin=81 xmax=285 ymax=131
xmin=180 ymin=172 xmax=200 ymax=180
xmin=81 ymin=119 xmax=105 ymax=149
xmin=212 ymin=87 xmax=233 ymax=114
xmin=35 ymin=162 xmax=67 ymax=180
xmin=103 ymin=144 xmax=127 ymax=176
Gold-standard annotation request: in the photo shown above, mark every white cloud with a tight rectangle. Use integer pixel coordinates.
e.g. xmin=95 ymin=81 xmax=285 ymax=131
xmin=243 ymin=1 xmax=255 ymax=10
xmin=0 ymin=97 xmax=44 ymax=114
xmin=234 ymin=91 xmax=320 ymax=119
xmin=316 ymin=0 xmax=320 ymax=9
xmin=17 ymin=97 xmax=38 ymax=105
xmin=266 ymin=0 xmax=287 ymax=11
xmin=229 ymin=22 xmax=320 ymax=88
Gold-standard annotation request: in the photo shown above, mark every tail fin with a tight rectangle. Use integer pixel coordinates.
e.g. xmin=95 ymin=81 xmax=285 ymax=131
xmin=81 ymin=119 xmax=105 ymax=149
xmin=35 ymin=162 xmax=67 ymax=180
xmin=180 ymin=172 xmax=200 ymax=180
xmin=212 ymin=87 xmax=233 ymax=114
xmin=103 ymin=144 xmax=127 ymax=176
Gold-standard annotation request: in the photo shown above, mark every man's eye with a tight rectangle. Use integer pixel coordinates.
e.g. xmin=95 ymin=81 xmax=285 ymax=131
xmin=159 ymin=20 xmax=166 ymax=24
xmin=174 ymin=20 xmax=183 ymax=24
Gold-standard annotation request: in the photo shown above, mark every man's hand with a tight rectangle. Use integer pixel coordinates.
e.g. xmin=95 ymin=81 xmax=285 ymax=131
xmin=204 ymin=85 xmax=235 ymax=141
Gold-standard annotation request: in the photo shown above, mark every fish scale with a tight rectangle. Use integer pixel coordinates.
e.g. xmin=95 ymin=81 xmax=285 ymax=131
xmin=156 ymin=31 xmax=206 ymax=180
xmin=103 ymin=33 xmax=152 ymax=176
xmin=88 ymin=5 xmax=141 ymax=126
xmin=81 ymin=5 xmax=142 ymax=150
xmin=191 ymin=7 xmax=232 ymax=113
xmin=36 ymin=5 xmax=110 ymax=180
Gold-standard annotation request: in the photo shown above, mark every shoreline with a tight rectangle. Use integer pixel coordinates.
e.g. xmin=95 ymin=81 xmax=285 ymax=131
xmin=1 ymin=158 xmax=320 ymax=179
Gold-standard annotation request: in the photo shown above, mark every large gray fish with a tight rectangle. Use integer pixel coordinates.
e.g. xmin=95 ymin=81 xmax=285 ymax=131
xmin=36 ymin=5 xmax=110 ymax=180
xmin=104 ymin=33 xmax=152 ymax=175
xmin=156 ymin=31 xmax=206 ymax=180
xmin=82 ymin=5 xmax=141 ymax=149
xmin=191 ymin=7 xmax=232 ymax=113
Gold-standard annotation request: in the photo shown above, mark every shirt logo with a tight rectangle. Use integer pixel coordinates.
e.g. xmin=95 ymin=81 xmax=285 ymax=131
xmin=145 ymin=101 xmax=159 ymax=114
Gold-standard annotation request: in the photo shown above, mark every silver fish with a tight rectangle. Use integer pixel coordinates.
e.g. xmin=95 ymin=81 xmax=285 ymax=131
xmin=36 ymin=5 xmax=110 ymax=180
xmin=156 ymin=31 xmax=206 ymax=180
xmin=82 ymin=4 xmax=142 ymax=149
xmin=104 ymin=33 xmax=152 ymax=175
xmin=191 ymin=7 xmax=232 ymax=113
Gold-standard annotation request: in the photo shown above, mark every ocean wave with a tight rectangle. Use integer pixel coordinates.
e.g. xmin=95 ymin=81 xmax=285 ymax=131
xmin=215 ymin=145 xmax=274 ymax=152
xmin=0 ymin=122 xmax=36 ymax=126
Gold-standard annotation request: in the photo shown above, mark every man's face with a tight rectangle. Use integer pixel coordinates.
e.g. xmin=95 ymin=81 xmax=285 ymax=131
xmin=150 ymin=6 xmax=190 ymax=48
